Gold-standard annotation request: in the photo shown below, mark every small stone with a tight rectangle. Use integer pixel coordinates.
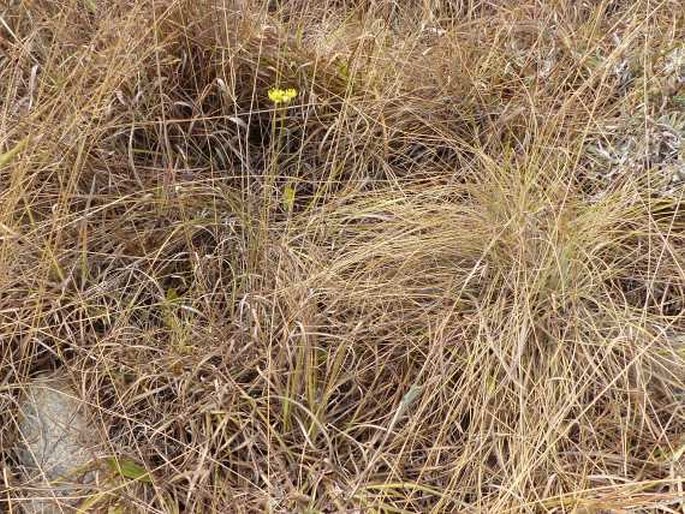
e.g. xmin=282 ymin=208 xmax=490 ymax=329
xmin=13 ymin=373 xmax=105 ymax=513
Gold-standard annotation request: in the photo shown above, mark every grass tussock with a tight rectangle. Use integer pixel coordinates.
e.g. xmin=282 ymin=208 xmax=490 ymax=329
xmin=1 ymin=0 xmax=684 ymax=512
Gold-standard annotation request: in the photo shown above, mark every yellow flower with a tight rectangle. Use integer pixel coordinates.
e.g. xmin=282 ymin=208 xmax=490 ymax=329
xmin=268 ymin=87 xmax=297 ymax=104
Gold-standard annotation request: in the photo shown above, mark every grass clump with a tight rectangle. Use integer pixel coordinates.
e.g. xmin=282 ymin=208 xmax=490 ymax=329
xmin=1 ymin=0 xmax=684 ymax=512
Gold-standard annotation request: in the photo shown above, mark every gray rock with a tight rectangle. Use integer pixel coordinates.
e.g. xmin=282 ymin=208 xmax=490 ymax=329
xmin=13 ymin=374 xmax=105 ymax=513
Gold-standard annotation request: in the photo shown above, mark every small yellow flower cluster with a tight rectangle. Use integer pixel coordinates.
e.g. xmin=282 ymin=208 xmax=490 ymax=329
xmin=268 ymin=87 xmax=297 ymax=104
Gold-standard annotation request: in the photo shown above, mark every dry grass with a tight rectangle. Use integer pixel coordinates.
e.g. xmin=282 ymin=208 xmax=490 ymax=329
xmin=1 ymin=0 xmax=684 ymax=512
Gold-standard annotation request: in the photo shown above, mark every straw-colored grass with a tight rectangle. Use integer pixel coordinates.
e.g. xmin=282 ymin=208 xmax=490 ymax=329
xmin=1 ymin=0 xmax=684 ymax=512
